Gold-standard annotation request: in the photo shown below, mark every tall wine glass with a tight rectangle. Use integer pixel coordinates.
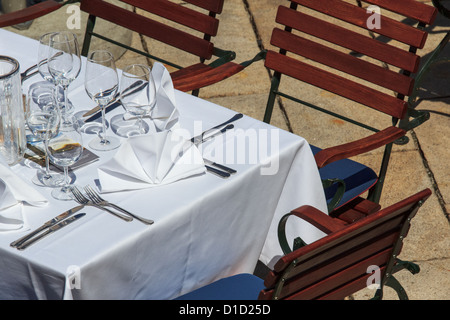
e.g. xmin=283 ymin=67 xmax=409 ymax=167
xmin=120 ymin=64 xmax=156 ymax=135
xmin=26 ymin=84 xmax=63 ymax=187
xmin=85 ymin=50 xmax=120 ymax=151
xmin=47 ymin=31 xmax=81 ymax=124
xmin=37 ymin=32 xmax=71 ymax=113
xmin=46 ymin=117 xmax=83 ymax=201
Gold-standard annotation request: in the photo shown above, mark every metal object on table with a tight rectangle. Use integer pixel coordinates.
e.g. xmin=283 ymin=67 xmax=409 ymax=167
xmin=70 ymin=186 xmax=133 ymax=222
xmin=10 ymin=204 xmax=84 ymax=248
xmin=190 ymin=113 xmax=243 ymax=144
xmin=16 ymin=213 xmax=86 ymax=250
xmin=84 ymin=185 xmax=154 ymax=225
xmin=195 ymin=123 xmax=237 ymax=176
xmin=205 ymin=165 xmax=231 ymax=178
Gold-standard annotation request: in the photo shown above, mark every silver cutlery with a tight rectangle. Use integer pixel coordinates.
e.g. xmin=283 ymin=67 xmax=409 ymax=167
xmin=191 ymin=113 xmax=243 ymax=144
xmin=194 ymin=123 xmax=237 ymax=175
xmin=70 ymin=187 xmax=133 ymax=222
xmin=20 ymin=52 xmax=63 ymax=83
xmin=195 ymin=124 xmax=234 ymax=146
xmin=204 ymin=159 xmax=236 ymax=175
xmin=205 ymin=165 xmax=231 ymax=178
xmin=10 ymin=204 xmax=84 ymax=248
xmin=17 ymin=213 xmax=86 ymax=250
xmin=84 ymin=185 xmax=154 ymax=225
xmin=83 ymin=80 xmax=146 ymax=121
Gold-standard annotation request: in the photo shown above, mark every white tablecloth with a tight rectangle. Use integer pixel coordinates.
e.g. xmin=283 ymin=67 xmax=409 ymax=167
xmin=0 ymin=29 xmax=327 ymax=299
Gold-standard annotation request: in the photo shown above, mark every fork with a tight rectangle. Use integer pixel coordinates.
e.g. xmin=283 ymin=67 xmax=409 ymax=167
xmin=70 ymin=187 xmax=133 ymax=222
xmin=84 ymin=185 xmax=154 ymax=225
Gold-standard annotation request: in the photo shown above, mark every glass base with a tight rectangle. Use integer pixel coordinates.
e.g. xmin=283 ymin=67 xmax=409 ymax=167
xmin=110 ymin=114 xmax=150 ymax=138
xmin=89 ymin=135 xmax=121 ymax=151
xmin=32 ymin=170 xmax=65 ymax=188
xmin=51 ymin=184 xmax=79 ymax=201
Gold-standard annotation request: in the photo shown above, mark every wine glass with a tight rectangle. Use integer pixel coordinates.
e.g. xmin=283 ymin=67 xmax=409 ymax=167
xmin=47 ymin=31 xmax=81 ymax=124
xmin=37 ymin=32 xmax=72 ymax=113
xmin=46 ymin=117 xmax=83 ymax=201
xmin=119 ymin=64 xmax=156 ymax=136
xmin=26 ymin=83 xmax=63 ymax=187
xmin=84 ymin=50 xmax=120 ymax=151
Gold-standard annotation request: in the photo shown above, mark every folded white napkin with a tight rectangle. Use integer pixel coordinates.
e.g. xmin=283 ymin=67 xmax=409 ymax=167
xmin=0 ymin=157 xmax=49 ymax=231
xmin=151 ymin=62 xmax=180 ymax=132
xmin=97 ymin=130 xmax=205 ymax=193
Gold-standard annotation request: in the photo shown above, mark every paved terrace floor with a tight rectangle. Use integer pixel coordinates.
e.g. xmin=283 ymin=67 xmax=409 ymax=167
xmin=3 ymin=0 xmax=449 ymax=300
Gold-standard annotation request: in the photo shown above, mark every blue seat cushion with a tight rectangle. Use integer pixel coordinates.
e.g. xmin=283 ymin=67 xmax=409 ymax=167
xmin=175 ymin=274 xmax=264 ymax=300
xmin=310 ymin=145 xmax=378 ymax=209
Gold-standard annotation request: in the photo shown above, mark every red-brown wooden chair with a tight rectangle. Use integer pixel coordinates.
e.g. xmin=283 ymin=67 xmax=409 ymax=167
xmin=0 ymin=0 xmax=263 ymax=96
xmin=262 ymin=0 xmax=437 ymax=212
xmin=176 ymin=188 xmax=432 ymax=300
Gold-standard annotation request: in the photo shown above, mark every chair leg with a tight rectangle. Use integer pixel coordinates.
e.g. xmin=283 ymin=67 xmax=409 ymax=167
xmin=81 ymin=14 xmax=96 ymax=57
xmin=263 ymin=72 xmax=281 ymax=123
xmin=385 ymin=275 xmax=410 ymax=300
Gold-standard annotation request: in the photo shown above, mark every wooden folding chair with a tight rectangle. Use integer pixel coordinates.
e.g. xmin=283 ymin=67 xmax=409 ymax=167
xmin=0 ymin=0 xmax=263 ymax=95
xmin=262 ymin=0 xmax=437 ymax=212
xmin=176 ymin=188 xmax=432 ymax=300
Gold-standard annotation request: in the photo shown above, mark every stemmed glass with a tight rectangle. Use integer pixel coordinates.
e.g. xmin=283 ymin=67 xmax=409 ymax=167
xmin=37 ymin=32 xmax=72 ymax=113
xmin=26 ymin=84 xmax=63 ymax=187
xmin=119 ymin=64 xmax=156 ymax=136
xmin=47 ymin=31 xmax=81 ymax=124
xmin=85 ymin=50 xmax=120 ymax=151
xmin=46 ymin=117 xmax=83 ymax=201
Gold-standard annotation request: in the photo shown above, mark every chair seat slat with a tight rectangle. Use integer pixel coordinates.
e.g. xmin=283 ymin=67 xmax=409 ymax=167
xmin=290 ymin=0 xmax=428 ymax=48
xmin=276 ymin=6 xmax=420 ymax=73
xmin=271 ymin=28 xmax=414 ymax=96
xmin=121 ymin=0 xmax=219 ymax=36
xmin=265 ymin=51 xmax=407 ymax=119
xmin=81 ymin=0 xmax=214 ymax=59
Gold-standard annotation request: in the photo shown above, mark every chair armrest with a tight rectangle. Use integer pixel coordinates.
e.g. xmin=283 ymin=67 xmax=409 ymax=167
xmin=0 ymin=1 xmax=63 ymax=28
xmin=277 ymin=205 xmax=345 ymax=255
xmin=172 ymin=61 xmax=245 ymax=92
xmin=172 ymin=51 xmax=265 ymax=92
xmin=314 ymin=126 xmax=406 ymax=168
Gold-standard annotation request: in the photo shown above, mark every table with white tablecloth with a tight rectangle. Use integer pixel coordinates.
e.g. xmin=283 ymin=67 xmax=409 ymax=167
xmin=0 ymin=29 xmax=327 ymax=299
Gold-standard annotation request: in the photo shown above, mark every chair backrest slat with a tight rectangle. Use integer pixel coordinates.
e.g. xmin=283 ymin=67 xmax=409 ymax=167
xmin=259 ymin=189 xmax=431 ymax=300
xmin=265 ymin=51 xmax=407 ymax=119
xmin=275 ymin=6 xmax=420 ymax=73
xmin=271 ymin=28 xmax=414 ymax=96
xmin=183 ymin=0 xmax=224 ymax=14
xmin=120 ymin=0 xmax=220 ymax=36
xmin=80 ymin=0 xmax=215 ymax=59
xmin=363 ymin=0 xmax=437 ymax=25
xmin=291 ymin=0 xmax=428 ymax=48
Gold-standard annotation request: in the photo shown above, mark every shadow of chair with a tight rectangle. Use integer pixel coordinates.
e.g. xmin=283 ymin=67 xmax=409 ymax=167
xmin=262 ymin=0 xmax=437 ymax=212
xmin=175 ymin=188 xmax=431 ymax=300
xmin=0 ymin=0 xmax=264 ymax=95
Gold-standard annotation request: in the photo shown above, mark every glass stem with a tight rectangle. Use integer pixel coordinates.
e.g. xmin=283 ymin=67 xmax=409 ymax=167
xmin=61 ymin=85 xmax=69 ymax=124
xmin=62 ymin=166 xmax=70 ymax=190
xmin=43 ymin=139 xmax=51 ymax=176
xmin=100 ymin=105 xmax=108 ymax=144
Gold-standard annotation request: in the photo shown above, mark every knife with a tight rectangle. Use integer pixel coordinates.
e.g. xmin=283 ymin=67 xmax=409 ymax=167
xmin=205 ymin=165 xmax=230 ymax=178
xmin=16 ymin=213 xmax=86 ymax=250
xmin=191 ymin=113 xmax=243 ymax=144
xmin=195 ymin=124 xmax=234 ymax=146
xmin=83 ymin=80 xmax=147 ymax=121
xmin=10 ymin=205 xmax=84 ymax=248
xmin=84 ymin=100 xmax=122 ymax=123
xmin=204 ymin=159 xmax=237 ymax=174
